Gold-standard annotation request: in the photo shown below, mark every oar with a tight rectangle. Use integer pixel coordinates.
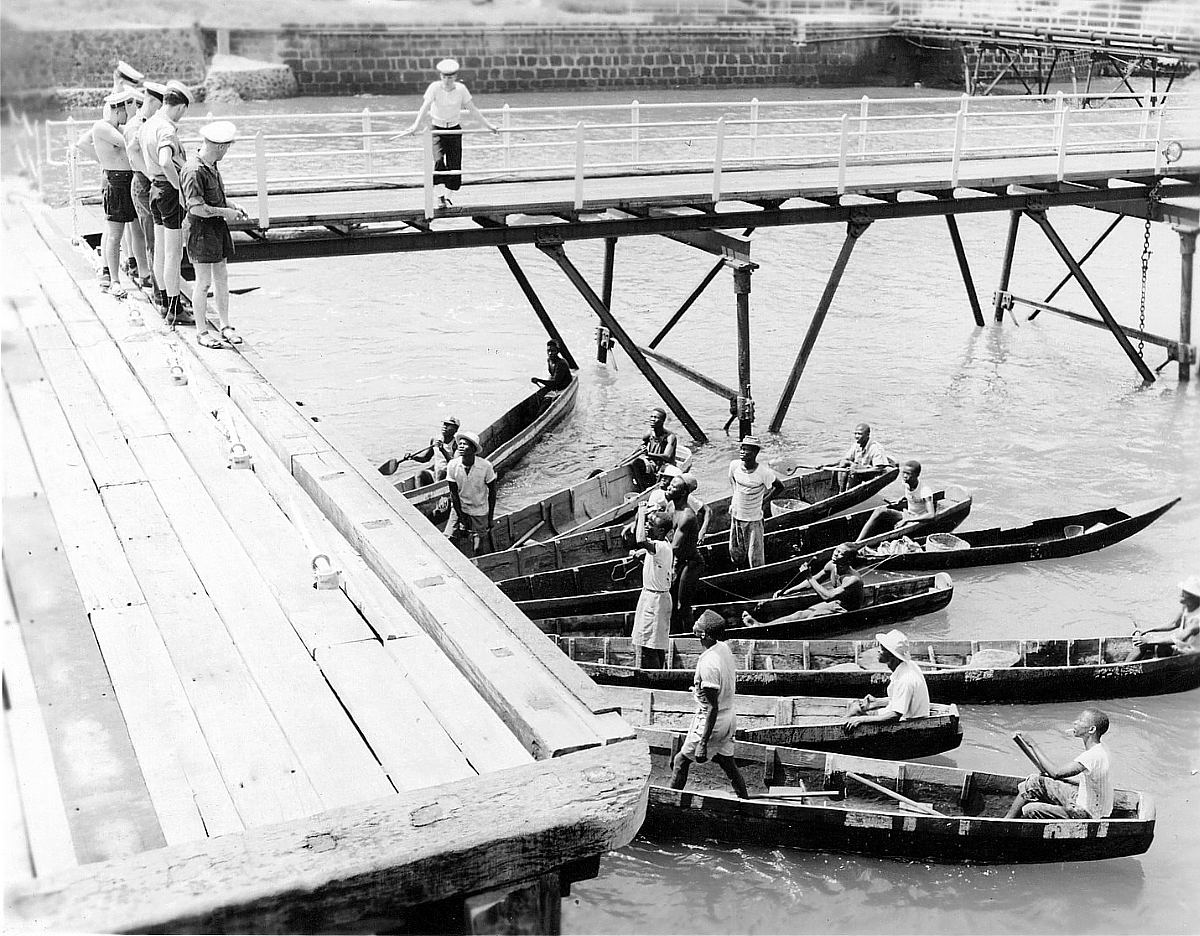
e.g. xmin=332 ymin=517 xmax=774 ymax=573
xmin=1013 ymin=733 xmax=1079 ymax=785
xmin=378 ymin=452 xmax=417 ymax=476
xmin=844 ymin=770 xmax=947 ymax=817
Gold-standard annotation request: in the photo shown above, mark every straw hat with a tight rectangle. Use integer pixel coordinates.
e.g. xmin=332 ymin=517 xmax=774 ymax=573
xmin=876 ymin=629 xmax=912 ymax=662
xmin=740 ymin=435 xmax=761 ymax=449
xmin=442 ymin=415 xmax=461 ymax=428
xmin=456 ymin=430 xmax=481 ymax=451
xmin=1180 ymin=576 xmax=1200 ymax=599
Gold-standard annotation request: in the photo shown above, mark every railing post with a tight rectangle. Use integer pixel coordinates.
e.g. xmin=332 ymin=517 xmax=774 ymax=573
xmin=858 ymin=95 xmax=869 ymax=154
xmin=423 ymin=128 xmax=435 ymax=219
xmin=712 ymin=117 xmax=725 ymax=204
xmin=66 ymin=119 xmax=80 ymax=242
xmin=1055 ymin=106 xmax=1071 ymax=181
xmin=951 ymin=104 xmax=965 ymax=189
xmin=501 ymin=103 xmax=512 ymax=170
xmin=574 ymin=121 xmax=586 ymax=210
xmin=750 ymin=97 xmax=760 ymax=162
xmin=1153 ymin=104 xmax=1167 ymax=173
xmin=631 ymin=100 xmax=640 ymax=164
xmin=1053 ymin=90 xmax=1064 ymax=146
xmin=255 ymin=129 xmax=270 ymax=229
xmin=34 ymin=118 xmax=44 ymax=191
xmin=1140 ymin=100 xmax=1153 ymax=141
xmin=837 ymin=113 xmax=849 ymax=195
xmin=361 ymin=107 xmax=374 ymax=176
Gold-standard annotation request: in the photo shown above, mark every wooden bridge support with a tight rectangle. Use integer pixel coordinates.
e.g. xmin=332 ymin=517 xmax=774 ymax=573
xmin=602 ymin=237 xmax=617 ymax=311
xmin=1031 ymin=215 xmax=1123 ymax=319
xmin=1179 ymin=228 xmax=1196 ymax=382
xmin=493 ymin=242 xmax=578 ymax=370
xmin=1024 ymin=209 xmax=1157 ymax=383
xmin=537 ymin=238 xmax=707 ymax=443
xmin=944 ymin=215 xmax=985 ymax=327
xmin=769 ymin=219 xmax=872 ymax=434
xmin=993 ymin=211 xmax=1021 ymax=322
xmin=734 ymin=264 xmax=754 ymax=439
xmin=649 ymin=228 xmax=755 ymax=350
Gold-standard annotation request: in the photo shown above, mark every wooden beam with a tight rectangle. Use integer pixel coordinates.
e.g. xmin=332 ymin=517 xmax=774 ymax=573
xmin=734 ymin=264 xmax=754 ymax=438
xmin=1034 ymin=214 xmax=1123 ymax=315
xmin=613 ymin=208 xmax=753 ymax=263
xmin=6 ymin=739 xmax=650 ymax=935
xmin=945 ymin=215 xmax=985 ymax=327
xmin=601 ymin=236 xmax=617 ymax=310
xmin=993 ymin=210 xmax=1021 ymax=322
xmin=1007 ymin=293 xmax=1191 ymax=354
xmin=649 ymin=228 xmax=754 ymax=350
xmin=1179 ymin=228 xmax=1196 ymax=382
xmin=637 ymin=345 xmax=737 ymax=400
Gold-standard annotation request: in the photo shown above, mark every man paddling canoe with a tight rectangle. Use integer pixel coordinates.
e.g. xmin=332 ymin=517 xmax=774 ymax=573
xmin=741 ymin=543 xmax=864 ymax=627
xmin=834 ymin=422 xmax=894 ymax=492
xmin=381 ymin=416 xmax=460 ymax=484
xmin=1125 ymin=576 xmax=1200 ymax=661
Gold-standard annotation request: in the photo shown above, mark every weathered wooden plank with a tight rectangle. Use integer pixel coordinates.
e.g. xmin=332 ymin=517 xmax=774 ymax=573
xmin=316 ymin=640 xmax=477 ymax=790
xmin=6 ymin=738 xmax=650 ymax=935
xmin=74 ymin=339 xmax=168 ymax=440
xmin=1 ymin=685 xmax=35 ymax=882
xmin=89 ymin=605 xmax=243 ymax=844
xmin=124 ymin=435 xmax=395 ymax=808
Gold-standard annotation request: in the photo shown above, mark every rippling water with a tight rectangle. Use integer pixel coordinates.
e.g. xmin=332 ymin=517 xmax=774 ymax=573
xmin=97 ymin=86 xmax=1198 ymax=933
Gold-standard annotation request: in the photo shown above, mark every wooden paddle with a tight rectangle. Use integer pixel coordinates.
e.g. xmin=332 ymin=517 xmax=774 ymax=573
xmin=377 ymin=452 xmax=418 ymax=476
xmin=1013 ymin=733 xmax=1079 ymax=785
xmin=845 ymin=770 xmax=947 ymax=816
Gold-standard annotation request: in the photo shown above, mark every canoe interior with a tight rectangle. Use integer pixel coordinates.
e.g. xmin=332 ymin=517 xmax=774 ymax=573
xmin=533 ymin=572 xmax=952 ymax=639
xmin=476 ymin=466 xmax=899 ymax=582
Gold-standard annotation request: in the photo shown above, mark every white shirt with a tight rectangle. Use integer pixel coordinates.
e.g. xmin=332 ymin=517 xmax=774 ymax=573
xmin=694 ymin=641 xmax=737 ymax=746
xmin=728 ymin=460 xmax=779 ymax=522
xmin=902 ymin=482 xmax=935 ymax=520
xmin=1073 ymin=744 xmax=1113 ymax=819
xmin=883 ymin=660 xmax=930 ymax=719
xmin=445 ymin=455 xmax=496 ymax=517
xmin=640 ymin=540 xmax=674 ymax=593
xmin=424 ymin=81 xmax=473 ymax=126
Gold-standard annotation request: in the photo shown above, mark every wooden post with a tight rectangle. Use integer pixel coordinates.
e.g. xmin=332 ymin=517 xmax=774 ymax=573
xmin=602 ymin=237 xmax=617 ymax=312
xmin=750 ymin=97 xmax=760 ymax=162
xmin=538 ymin=239 xmax=707 ymax=443
xmin=836 ymin=113 xmax=850 ymax=195
xmin=712 ymin=117 xmax=725 ymax=204
xmin=494 ymin=244 xmax=579 ymax=370
xmin=630 ymin=100 xmax=640 ymax=164
xmin=573 ymin=122 xmax=585 ymax=210
xmin=464 ymin=872 xmax=562 ymax=934
xmin=501 ymin=103 xmax=511 ymax=170
xmin=1179 ymin=228 xmax=1196 ymax=382
xmin=769 ymin=219 xmax=871 ymax=433
xmin=993 ymin=211 xmax=1021 ymax=322
xmin=649 ymin=228 xmax=754 ymax=350
xmin=1025 ymin=209 xmax=1157 ymax=384
xmin=423 ymin=129 xmax=435 ymax=220
xmin=361 ymin=108 xmax=374 ymax=176
xmin=945 ymin=215 xmax=985 ymax=326
xmin=734 ymin=264 xmax=754 ymax=438
xmin=254 ymin=130 xmax=270 ymax=230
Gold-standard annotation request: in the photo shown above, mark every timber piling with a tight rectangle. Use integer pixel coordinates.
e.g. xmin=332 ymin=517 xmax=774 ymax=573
xmin=2 ymin=195 xmax=648 ymax=933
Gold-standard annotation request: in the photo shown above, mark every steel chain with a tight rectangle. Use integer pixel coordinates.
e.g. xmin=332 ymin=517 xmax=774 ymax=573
xmin=1137 ymin=181 xmax=1163 ymax=359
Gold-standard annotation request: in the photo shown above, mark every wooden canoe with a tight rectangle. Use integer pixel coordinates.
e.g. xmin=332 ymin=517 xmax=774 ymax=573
xmin=476 ymin=466 xmax=899 ymax=581
xmin=533 ymin=572 xmax=954 ymax=640
xmin=858 ymin=495 xmax=1179 ymax=571
xmin=604 ymin=687 xmax=962 ymax=758
xmin=553 ymin=634 xmax=1200 ymax=703
xmin=639 ymin=728 xmax=1155 ymax=864
xmin=395 ymin=374 xmax=580 ymax=526
xmin=506 ymin=491 xmax=973 ymax=618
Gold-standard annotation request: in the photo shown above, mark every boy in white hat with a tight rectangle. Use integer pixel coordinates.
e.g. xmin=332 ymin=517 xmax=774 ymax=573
xmin=182 ymin=121 xmax=248 ymax=348
xmin=445 ymin=430 xmax=497 ymax=557
xmin=124 ymin=80 xmax=165 ymax=287
xmin=727 ymin=435 xmax=784 ymax=570
xmin=142 ymin=79 xmax=194 ymax=324
xmin=844 ymin=628 xmax=930 ymax=731
xmin=393 ymin=58 xmax=498 ymax=208
xmin=1126 ymin=576 xmax=1200 ymax=661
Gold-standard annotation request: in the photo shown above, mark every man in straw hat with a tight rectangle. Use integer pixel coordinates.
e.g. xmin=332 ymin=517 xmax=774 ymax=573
xmin=445 ymin=430 xmax=497 ymax=558
xmin=182 ymin=120 xmax=248 ymax=349
xmin=844 ymin=628 xmax=930 ymax=732
xmin=669 ymin=610 xmax=749 ymax=799
xmin=142 ymin=79 xmax=195 ymax=324
xmin=124 ymin=80 xmax=165 ymax=286
xmin=727 ymin=435 xmax=784 ymax=570
xmin=394 ymin=58 xmax=498 ymax=209
xmin=1125 ymin=575 xmax=1200 ymax=661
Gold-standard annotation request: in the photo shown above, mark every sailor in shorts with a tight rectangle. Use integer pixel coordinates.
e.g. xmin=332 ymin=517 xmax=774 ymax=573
xmin=86 ymin=88 xmax=140 ymax=297
xmin=142 ymin=79 xmax=194 ymax=324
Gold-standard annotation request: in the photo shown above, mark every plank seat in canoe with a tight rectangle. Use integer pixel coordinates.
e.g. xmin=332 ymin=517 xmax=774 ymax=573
xmin=533 ymin=572 xmax=953 ymax=640
xmin=604 ymin=687 xmax=961 ymax=758
xmin=857 ymin=495 xmax=1179 ymax=571
xmin=638 ymin=728 xmax=1155 ymax=864
xmin=507 ymin=491 xmax=972 ymax=618
xmin=552 ymin=633 xmax=1200 ymax=703
xmin=476 ymin=466 xmax=898 ymax=582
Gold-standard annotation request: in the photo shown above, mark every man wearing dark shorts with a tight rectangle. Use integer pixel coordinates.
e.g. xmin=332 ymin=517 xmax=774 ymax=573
xmin=666 ymin=474 xmax=708 ymax=632
xmin=124 ymin=80 xmax=164 ymax=289
xmin=87 ymin=88 xmax=141 ymax=298
xmin=142 ymin=79 xmax=193 ymax=324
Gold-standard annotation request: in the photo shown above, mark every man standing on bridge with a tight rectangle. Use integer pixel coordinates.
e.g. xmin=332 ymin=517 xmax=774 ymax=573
xmin=394 ymin=58 xmax=499 ymax=209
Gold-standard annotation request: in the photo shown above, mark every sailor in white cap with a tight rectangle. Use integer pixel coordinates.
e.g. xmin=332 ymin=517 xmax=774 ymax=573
xmin=113 ymin=60 xmax=145 ymax=91
xmin=142 ymin=79 xmax=195 ymax=324
xmin=444 ymin=429 xmax=497 ymax=558
xmin=123 ymin=80 xmax=166 ymax=289
xmin=727 ymin=434 xmax=784 ymax=570
xmin=182 ymin=121 xmax=248 ymax=349
xmin=844 ymin=628 xmax=931 ymax=732
xmin=393 ymin=57 xmax=498 ymax=208
xmin=1126 ymin=575 xmax=1200 ymax=661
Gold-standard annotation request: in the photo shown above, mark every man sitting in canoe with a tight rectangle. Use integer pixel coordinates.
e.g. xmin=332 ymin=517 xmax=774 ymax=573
xmin=855 ymin=459 xmax=935 ymax=542
xmin=530 ymin=339 xmax=572 ymax=395
xmin=844 ymin=629 xmax=930 ymax=732
xmin=741 ymin=543 xmax=864 ymax=627
xmin=632 ymin=407 xmax=678 ymax=488
xmin=1004 ymin=708 xmax=1113 ymax=820
xmin=834 ymin=422 xmax=894 ymax=492
xmin=1125 ymin=576 xmax=1200 ymax=661
xmin=384 ymin=415 xmax=460 ymax=485
xmin=669 ymin=610 xmax=750 ymax=799
xmin=445 ymin=430 xmax=497 ymax=558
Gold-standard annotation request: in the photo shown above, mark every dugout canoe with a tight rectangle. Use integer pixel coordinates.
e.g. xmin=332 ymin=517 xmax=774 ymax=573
xmin=858 ymin=495 xmax=1179 ymax=571
xmin=533 ymin=572 xmax=954 ymax=640
xmin=395 ymin=374 xmax=580 ymax=526
xmin=604 ymin=687 xmax=962 ymax=758
xmin=507 ymin=490 xmax=973 ymax=618
xmin=553 ymin=633 xmax=1200 ymax=703
xmin=476 ymin=466 xmax=899 ymax=581
xmin=638 ymin=728 xmax=1154 ymax=864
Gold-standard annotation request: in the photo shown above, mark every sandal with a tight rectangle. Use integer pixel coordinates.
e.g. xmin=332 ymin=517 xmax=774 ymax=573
xmin=219 ymin=326 xmax=243 ymax=345
xmin=108 ymin=284 xmax=128 ymax=299
xmin=197 ymin=331 xmax=225 ymax=349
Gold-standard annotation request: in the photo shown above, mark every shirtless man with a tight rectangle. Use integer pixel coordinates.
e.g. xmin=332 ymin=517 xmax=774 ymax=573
xmin=633 ymin=407 xmax=678 ymax=488
xmin=666 ymin=474 xmax=711 ymax=632
xmin=1126 ymin=576 xmax=1200 ymax=661
xmin=856 ymin=459 xmax=934 ymax=542
xmin=80 ymin=89 xmax=142 ymax=298
xmin=741 ymin=543 xmax=863 ymax=628
xmin=531 ymin=339 xmax=572 ymax=393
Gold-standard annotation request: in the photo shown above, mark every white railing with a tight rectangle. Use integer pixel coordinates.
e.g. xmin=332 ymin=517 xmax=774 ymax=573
xmin=43 ymin=90 xmax=1196 ymax=226
xmin=894 ymin=0 xmax=1199 ymax=43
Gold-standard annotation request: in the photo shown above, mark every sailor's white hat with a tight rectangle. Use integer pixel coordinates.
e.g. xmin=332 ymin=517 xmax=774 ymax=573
xmin=200 ymin=121 xmax=238 ymax=145
xmin=105 ymin=88 xmax=135 ymax=106
xmin=115 ymin=60 xmax=144 ymax=84
xmin=436 ymin=58 xmax=460 ymax=75
xmin=164 ymin=79 xmax=194 ymax=105
xmin=143 ymin=80 xmax=167 ymax=101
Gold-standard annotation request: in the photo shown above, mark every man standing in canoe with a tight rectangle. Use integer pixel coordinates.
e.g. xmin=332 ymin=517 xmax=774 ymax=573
xmin=394 ymin=58 xmax=499 ymax=209
xmin=631 ymin=510 xmax=674 ymax=670
xmin=844 ymin=629 xmax=930 ymax=732
xmin=835 ymin=422 xmax=894 ymax=492
xmin=445 ymin=430 xmax=497 ymax=558
xmin=1125 ymin=576 xmax=1200 ymax=661
xmin=741 ymin=543 xmax=864 ymax=627
xmin=728 ymin=436 xmax=784 ymax=570
xmin=670 ymin=610 xmax=749 ymax=799
xmin=633 ymin=407 xmax=679 ymax=488
xmin=666 ymin=474 xmax=710 ymax=633
xmin=1003 ymin=708 xmax=1113 ymax=820
xmin=855 ymin=459 xmax=934 ymax=542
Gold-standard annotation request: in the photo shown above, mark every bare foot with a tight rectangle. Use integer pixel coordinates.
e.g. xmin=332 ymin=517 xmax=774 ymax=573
xmin=741 ymin=611 xmax=760 ymax=627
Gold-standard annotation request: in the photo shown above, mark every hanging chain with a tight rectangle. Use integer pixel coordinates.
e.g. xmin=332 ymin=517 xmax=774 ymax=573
xmin=1137 ymin=180 xmax=1163 ymax=359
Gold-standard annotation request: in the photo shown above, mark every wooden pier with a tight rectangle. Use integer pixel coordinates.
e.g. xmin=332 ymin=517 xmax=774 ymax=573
xmin=2 ymin=193 xmax=648 ymax=933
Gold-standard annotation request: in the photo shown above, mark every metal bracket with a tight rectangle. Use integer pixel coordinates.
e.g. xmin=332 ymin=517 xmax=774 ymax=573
xmin=535 ymin=231 xmax=565 ymax=249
